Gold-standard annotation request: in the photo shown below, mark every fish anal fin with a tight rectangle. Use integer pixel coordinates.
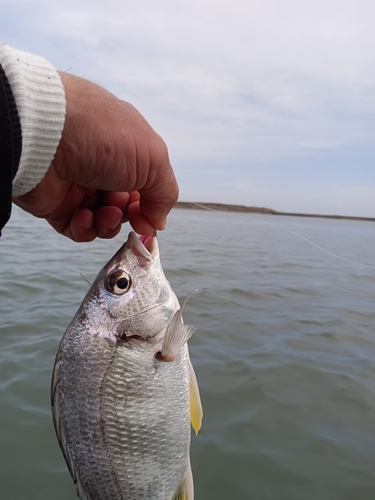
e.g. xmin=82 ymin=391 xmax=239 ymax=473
xmin=189 ymin=361 xmax=203 ymax=435
xmin=172 ymin=461 xmax=194 ymax=500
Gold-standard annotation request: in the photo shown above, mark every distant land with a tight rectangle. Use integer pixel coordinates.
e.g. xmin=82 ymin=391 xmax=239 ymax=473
xmin=175 ymin=202 xmax=375 ymax=222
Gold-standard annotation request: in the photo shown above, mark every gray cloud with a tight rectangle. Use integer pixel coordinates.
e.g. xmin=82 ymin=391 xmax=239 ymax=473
xmin=2 ymin=0 xmax=375 ymax=214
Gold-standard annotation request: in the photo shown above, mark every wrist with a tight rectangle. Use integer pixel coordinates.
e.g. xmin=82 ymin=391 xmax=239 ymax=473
xmin=0 ymin=45 xmax=66 ymax=197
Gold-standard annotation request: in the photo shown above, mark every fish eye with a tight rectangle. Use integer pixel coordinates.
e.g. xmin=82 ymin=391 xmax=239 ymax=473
xmin=106 ymin=270 xmax=131 ymax=295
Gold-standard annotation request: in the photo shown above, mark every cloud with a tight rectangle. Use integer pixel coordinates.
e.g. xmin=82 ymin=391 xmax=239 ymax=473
xmin=1 ymin=0 xmax=375 ymax=214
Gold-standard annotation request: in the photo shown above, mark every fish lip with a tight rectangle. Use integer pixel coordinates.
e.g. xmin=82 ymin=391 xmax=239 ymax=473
xmin=127 ymin=231 xmax=158 ymax=261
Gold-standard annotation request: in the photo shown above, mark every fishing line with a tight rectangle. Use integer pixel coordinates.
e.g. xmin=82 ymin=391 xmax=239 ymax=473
xmin=80 ymin=273 xmax=92 ymax=287
xmin=193 ymin=203 xmax=375 ymax=270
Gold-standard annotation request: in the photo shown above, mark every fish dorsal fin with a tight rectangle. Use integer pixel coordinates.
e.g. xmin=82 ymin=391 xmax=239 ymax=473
xmin=157 ymin=295 xmax=196 ymax=362
xmin=189 ymin=361 xmax=203 ymax=435
xmin=172 ymin=461 xmax=194 ymax=500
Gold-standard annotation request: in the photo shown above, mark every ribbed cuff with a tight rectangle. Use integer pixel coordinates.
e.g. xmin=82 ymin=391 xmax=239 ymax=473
xmin=0 ymin=45 xmax=66 ymax=197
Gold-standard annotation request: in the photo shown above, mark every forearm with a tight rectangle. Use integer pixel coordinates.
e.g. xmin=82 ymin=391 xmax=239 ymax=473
xmin=0 ymin=44 xmax=66 ymax=232
xmin=1 ymin=45 xmax=178 ymax=241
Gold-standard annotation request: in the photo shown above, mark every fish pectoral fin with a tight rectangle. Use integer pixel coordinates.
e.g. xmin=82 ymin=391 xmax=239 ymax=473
xmin=157 ymin=295 xmax=197 ymax=362
xmin=189 ymin=361 xmax=203 ymax=435
xmin=172 ymin=461 xmax=194 ymax=500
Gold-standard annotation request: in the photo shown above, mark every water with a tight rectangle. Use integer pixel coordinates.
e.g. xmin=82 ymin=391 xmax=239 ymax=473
xmin=1 ymin=206 xmax=375 ymax=500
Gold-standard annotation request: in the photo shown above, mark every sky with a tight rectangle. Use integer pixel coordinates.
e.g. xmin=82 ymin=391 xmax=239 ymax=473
xmin=1 ymin=0 xmax=375 ymax=216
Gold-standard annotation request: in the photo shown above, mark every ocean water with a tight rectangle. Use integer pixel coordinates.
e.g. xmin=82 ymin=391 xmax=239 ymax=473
xmin=1 ymin=206 xmax=375 ymax=500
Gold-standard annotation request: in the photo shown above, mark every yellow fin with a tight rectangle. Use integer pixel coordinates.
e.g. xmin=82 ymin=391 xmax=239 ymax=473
xmin=189 ymin=361 xmax=203 ymax=435
xmin=172 ymin=461 xmax=194 ymax=500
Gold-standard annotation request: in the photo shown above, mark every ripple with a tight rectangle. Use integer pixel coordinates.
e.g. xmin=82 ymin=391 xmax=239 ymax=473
xmin=1 ymin=207 xmax=375 ymax=499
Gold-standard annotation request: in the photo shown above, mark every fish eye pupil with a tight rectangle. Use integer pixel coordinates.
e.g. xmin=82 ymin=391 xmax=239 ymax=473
xmin=117 ymin=277 xmax=129 ymax=290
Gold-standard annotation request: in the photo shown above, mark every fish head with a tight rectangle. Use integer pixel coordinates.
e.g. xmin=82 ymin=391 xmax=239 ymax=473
xmin=80 ymin=232 xmax=179 ymax=345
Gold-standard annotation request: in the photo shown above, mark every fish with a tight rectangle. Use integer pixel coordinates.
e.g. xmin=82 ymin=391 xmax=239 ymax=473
xmin=51 ymin=231 xmax=203 ymax=500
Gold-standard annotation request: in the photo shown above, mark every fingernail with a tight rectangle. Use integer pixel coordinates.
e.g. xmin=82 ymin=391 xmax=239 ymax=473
xmin=158 ymin=217 xmax=166 ymax=230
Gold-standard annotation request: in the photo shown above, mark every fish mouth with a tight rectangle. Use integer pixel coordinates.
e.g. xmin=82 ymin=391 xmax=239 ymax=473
xmin=127 ymin=231 xmax=158 ymax=268
xmin=139 ymin=232 xmax=156 ymax=251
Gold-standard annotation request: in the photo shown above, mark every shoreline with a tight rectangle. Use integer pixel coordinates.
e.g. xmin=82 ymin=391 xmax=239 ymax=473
xmin=174 ymin=201 xmax=375 ymax=222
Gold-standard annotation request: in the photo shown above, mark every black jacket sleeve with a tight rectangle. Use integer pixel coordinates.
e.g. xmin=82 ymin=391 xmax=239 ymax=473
xmin=0 ymin=63 xmax=22 ymax=235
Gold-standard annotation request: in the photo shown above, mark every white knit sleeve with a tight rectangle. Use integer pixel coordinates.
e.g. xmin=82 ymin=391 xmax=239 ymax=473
xmin=0 ymin=45 xmax=66 ymax=197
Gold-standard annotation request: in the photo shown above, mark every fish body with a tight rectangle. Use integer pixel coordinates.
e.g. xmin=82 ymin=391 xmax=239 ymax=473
xmin=51 ymin=232 xmax=202 ymax=500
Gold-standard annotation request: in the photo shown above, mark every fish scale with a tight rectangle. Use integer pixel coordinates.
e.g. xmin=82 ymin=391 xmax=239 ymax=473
xmin=54 ymin=328 xmax=191 ymax=499
xmin=52 ymin=232 xmax=202 ymax=500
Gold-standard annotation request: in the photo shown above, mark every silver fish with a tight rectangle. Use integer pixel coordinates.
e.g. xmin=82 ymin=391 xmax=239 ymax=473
xmin=51 ymin=232 xmax=202 ymax=500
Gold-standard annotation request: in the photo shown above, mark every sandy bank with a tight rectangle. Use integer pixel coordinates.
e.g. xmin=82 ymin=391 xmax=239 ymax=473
xmin=175 ymin=202 xmax=375 ymax=222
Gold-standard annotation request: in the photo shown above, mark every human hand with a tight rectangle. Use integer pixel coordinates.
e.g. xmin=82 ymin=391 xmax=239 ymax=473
xmin=13 ymin=72 xmax=178 ymax=242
